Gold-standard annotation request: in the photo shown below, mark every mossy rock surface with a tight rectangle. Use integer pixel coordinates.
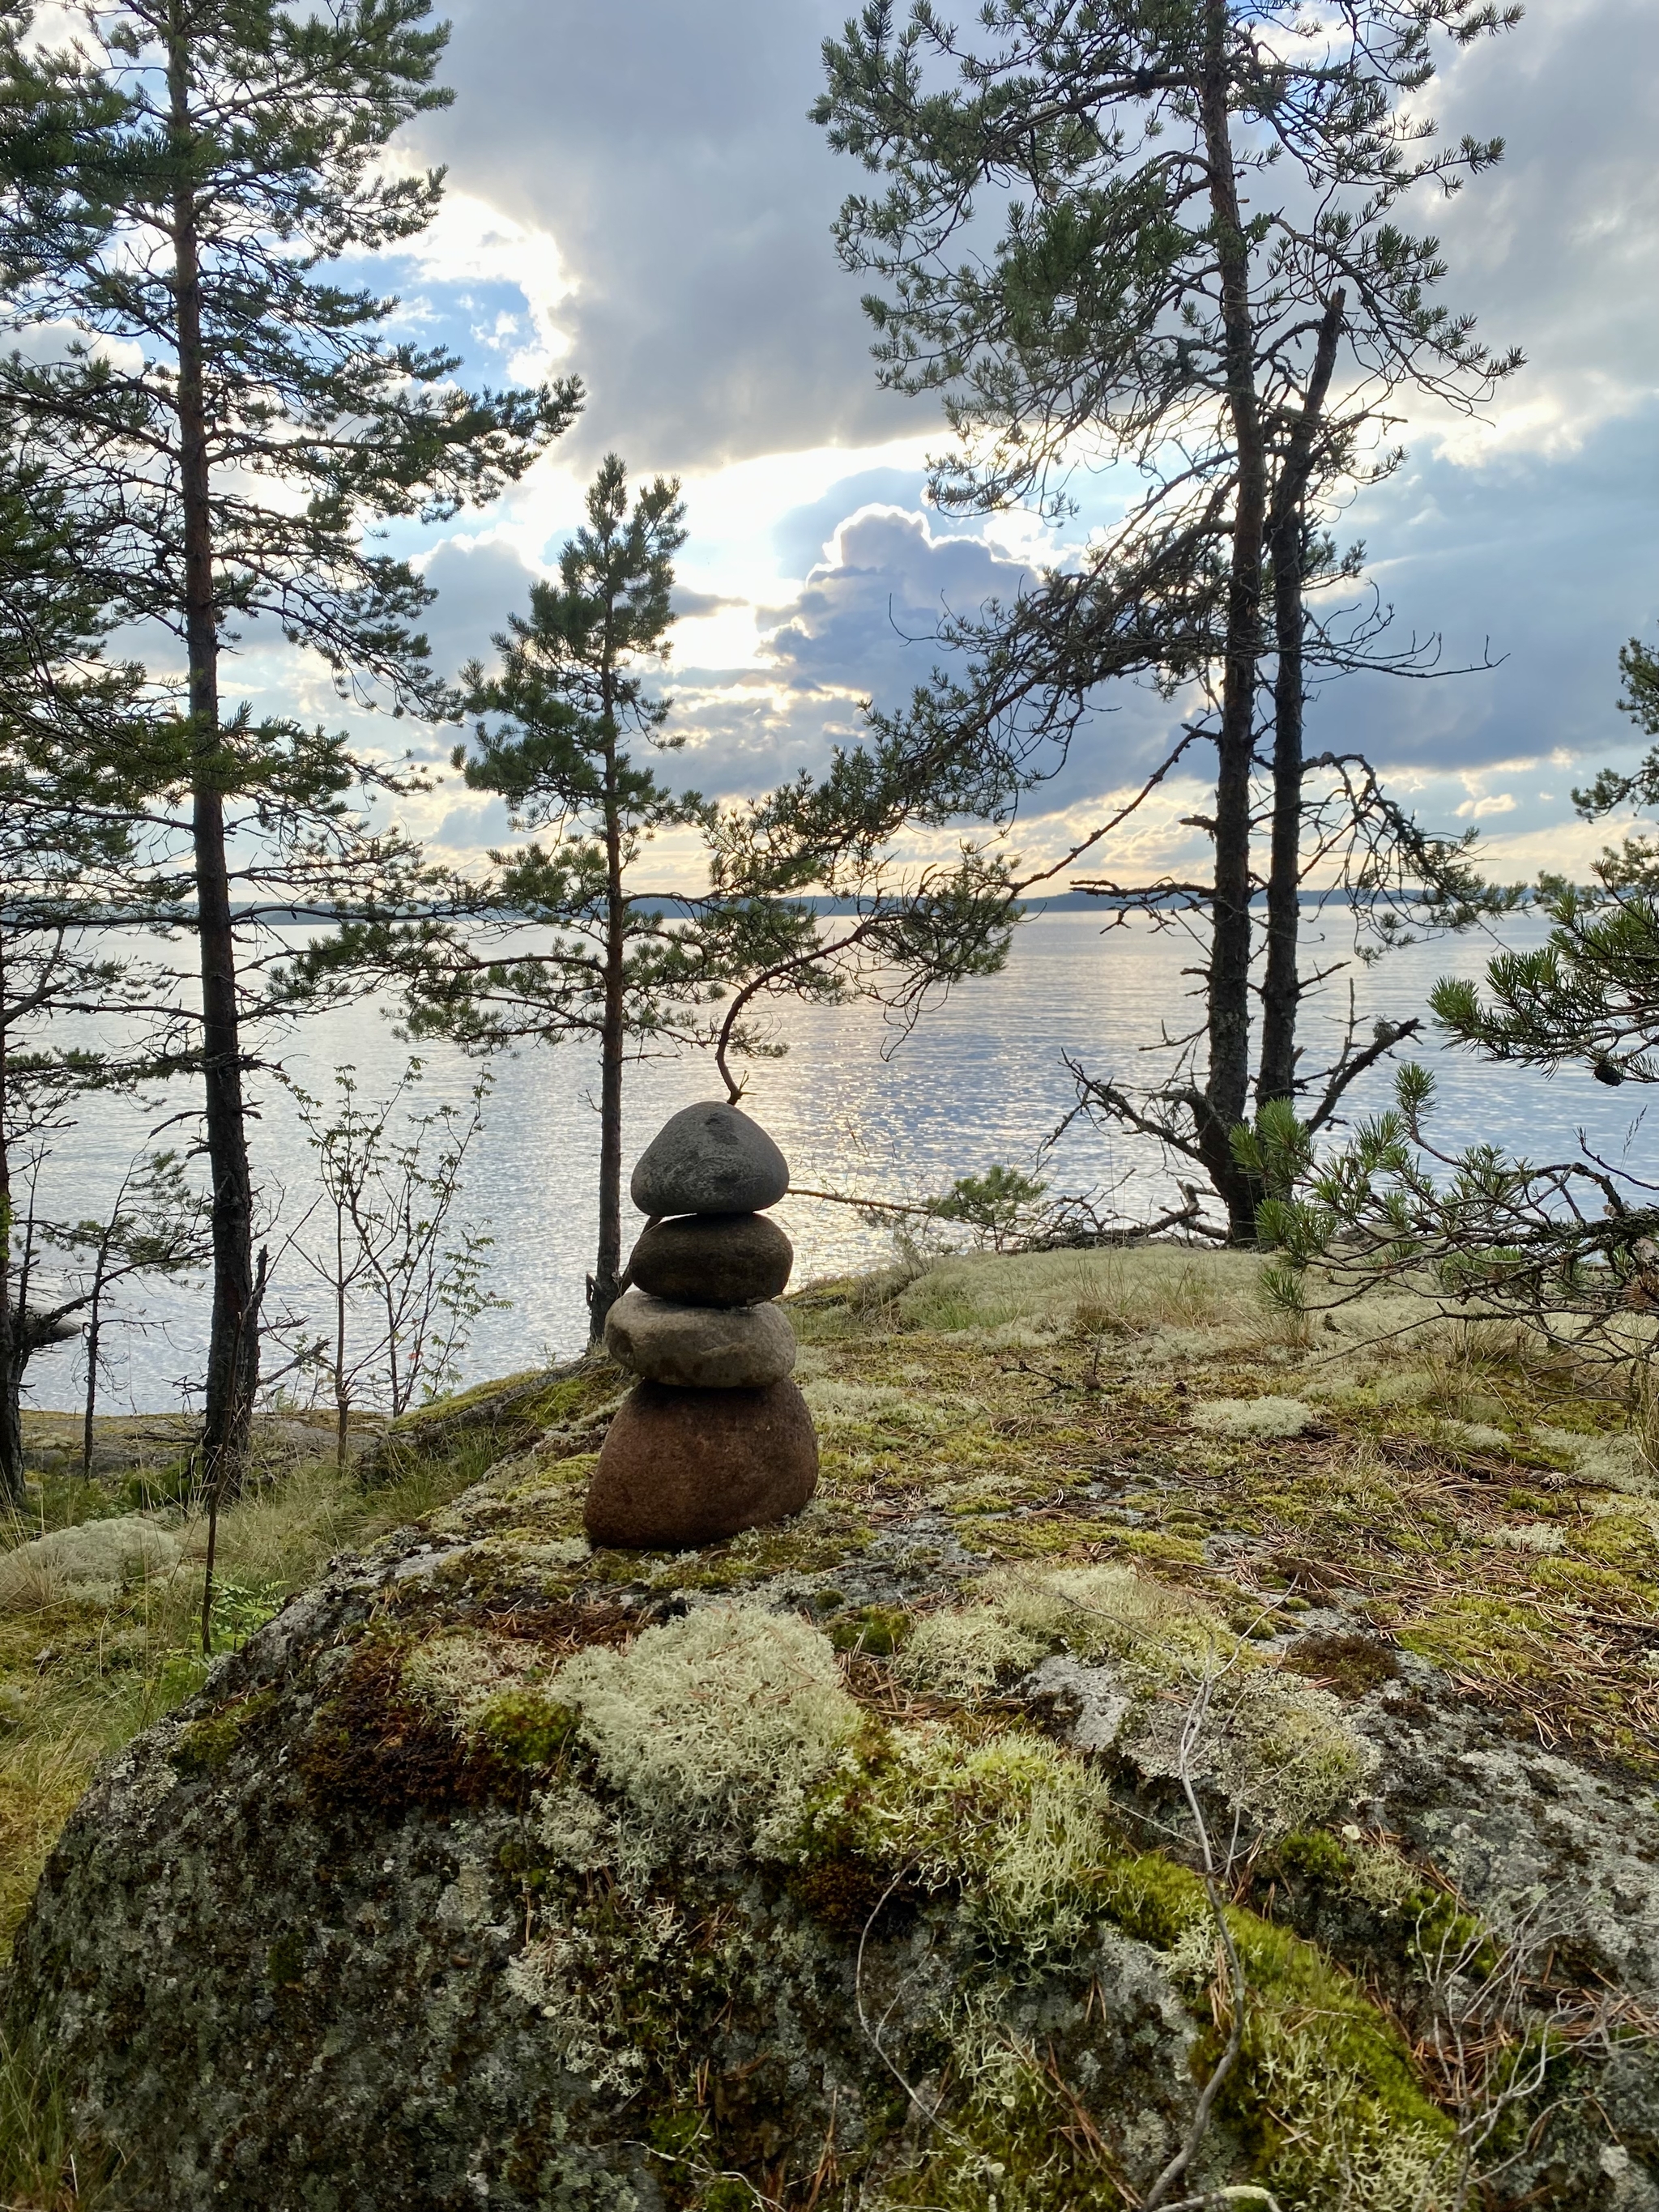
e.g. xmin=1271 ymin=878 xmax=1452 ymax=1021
xmin=10 ymin=1253 xmax=1659 ymax=2209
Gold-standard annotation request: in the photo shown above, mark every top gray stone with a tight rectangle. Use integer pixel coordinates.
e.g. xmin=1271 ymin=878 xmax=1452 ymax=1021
xmin=629 ymin=1101 xmax=789 ymax=1218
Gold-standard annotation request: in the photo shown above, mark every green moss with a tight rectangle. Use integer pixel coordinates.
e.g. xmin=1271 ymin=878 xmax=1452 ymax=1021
xmin=1220 ymin=1916 xmax=1454 ymax=2200
xmin=390 ymin=1368 xmax=550 ymax=1429
xmin=522 ymin=1366 xmax=625 ymax=1431
xmin=638 ymin=1507 xmax=876 ymax=1592
xmin=791 ymin=1719 xmax=1450 ymax=2210
xmin=169 ymin=1689 xmax=277 ymax=1777
xmin=473 ymin=1688 xmax=580 ymax=1769
xmin=1396 ymin=1595 xmax=1547 ymax=1688
xmin=1503 ymin=1485 xmax=1559 ymax=1515
xmin=956 ymin=1513 xmax=1197 ymax=1561
xmin=1271 ymin=1827 xmax=1354 ymax=1886
xmin=297 ymin=1633 xmax=520 ymax=1815
xmin=824 ymin=1605 xmax=912 ymax=1658
xmin=1573 ymin=1511 xmax=1659 ymax=1575
xmin=1094 ymin=1848 xmax=1207 ymax=1947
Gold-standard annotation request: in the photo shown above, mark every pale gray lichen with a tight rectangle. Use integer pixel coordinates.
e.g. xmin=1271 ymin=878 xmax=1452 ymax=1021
xmin=530 ymin=1779 xmax=614 ymax=1873
xmin=0 ymin=1515 xmax=181 ymax=1609
xmin=401 ymin=1628 xmax=543 ymax=1725
xmin=1190 ymin=1396 xmax=1315 ymax=1440
xmin=1128 ymin=1668 xmax=1380 ymax=1840
xmin=895 ymin=1603 xmax=1048 ymax=1696
xmin=898 ymin=1565 xmax=1375 ymax=1841
xmin=553 ymin=1604 xmax=859 ymax=1858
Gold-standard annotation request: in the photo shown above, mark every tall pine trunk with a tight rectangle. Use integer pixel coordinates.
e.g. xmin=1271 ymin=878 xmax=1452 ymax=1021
xmin=1197 ymin=0 xmax=1268 ymax=1242
xmin=0 ymin=1002 xmax=21 ymax=1504
xmin=169 ymin=12 xmax=258 ymax=1488
xmin=589 ymin=667 xmax=626 ymax=1340
xmin=1257 ymin=294 xmax=1347 ymax=1112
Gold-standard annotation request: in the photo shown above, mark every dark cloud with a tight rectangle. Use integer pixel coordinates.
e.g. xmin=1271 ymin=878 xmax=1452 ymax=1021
xmin=1427 ymin=0 xmax=1658 ymax=430
xmin=771 ymin=467 xmax=931 ymax=577
xmin=417 ymin=535 xmax=541 ymax=683
xmin=667 ymin=400 xmax=1657 ymax=817
xmin=671 ymin=587 xmax=746 ymax=619
xmin=665 ymin=498 xmax=1184 ymax=808
xmin=417 ymin=0 xmax=916 ymax=471
xmin=413 ymin=1 xmax=1654 ymax=484
xmin=758 ymin=505 xmax=1034 ymax=697
xmin=394 ymin=1 xmax=1657 ymax=832
xmin=1300 ymin=407 xmax=1658 ymax=781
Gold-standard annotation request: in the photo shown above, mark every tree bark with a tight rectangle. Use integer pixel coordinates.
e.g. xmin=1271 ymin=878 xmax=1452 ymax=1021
xmin=0 ymin=931 xmax=19 ymax=1504
xmin=168 ymin=8 xmax=258 ymax=1490
xmin=589 ymin=652 xmax=626 ymax=1341
xmin=1196 ymin=0 xmax=1268 ymax=1241
xmin=1257 ymin=292 xmax=1346 ymax=1110
xmin=0 ymin=1328 xmax=23 ymax=1505
xmin=80 ymin=1270 xmax=105 ymax=1480
xmin=335 ymin=1202 xmax=349 ymax=1470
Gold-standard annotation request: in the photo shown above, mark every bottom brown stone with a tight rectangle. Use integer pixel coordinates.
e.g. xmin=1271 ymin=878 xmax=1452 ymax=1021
xmin=585 ymin=1377 xmax=820 ymax=1549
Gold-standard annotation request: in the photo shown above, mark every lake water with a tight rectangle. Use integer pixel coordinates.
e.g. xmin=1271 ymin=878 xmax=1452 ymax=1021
xmin=21 ymin=908 xmax=1650 ymax=1414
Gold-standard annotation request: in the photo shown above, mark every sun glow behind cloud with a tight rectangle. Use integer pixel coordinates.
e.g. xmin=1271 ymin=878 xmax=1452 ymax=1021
xmin=281 ymin=0 xmax=1659 ymax=902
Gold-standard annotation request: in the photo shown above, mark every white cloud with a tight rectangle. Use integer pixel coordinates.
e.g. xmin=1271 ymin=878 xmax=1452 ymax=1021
xmin=401 ymin=190 xmax=576 ymax=384
xmin=1455 ymin=791 xmax=1518 ymax=820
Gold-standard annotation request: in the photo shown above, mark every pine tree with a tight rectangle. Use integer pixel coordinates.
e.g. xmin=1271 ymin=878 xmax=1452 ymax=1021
xmin=398 ymin=458 xmax=712 ymax=1334
xmin=1254 ymin=639 xmax=1659 ymax=1345
xmin=311 ymin=455 xmax=1017 ymax=1341
xmin=1432 ymin=636 xmax=1659 ymax=1080
xmin=817 ymin=0 xmax=1520 ymax=1236
xmin=0 ymin=0 xmax=580 ymax=1481
xmin=0 ymin=434 xmax=164 ymax=1499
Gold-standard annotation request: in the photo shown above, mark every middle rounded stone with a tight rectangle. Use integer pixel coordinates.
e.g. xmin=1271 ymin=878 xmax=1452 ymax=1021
xmin=627 ymin=1211 xmax=794 ymax=1307
xmin=603 ymin=1287 xmax=797 ymax=1390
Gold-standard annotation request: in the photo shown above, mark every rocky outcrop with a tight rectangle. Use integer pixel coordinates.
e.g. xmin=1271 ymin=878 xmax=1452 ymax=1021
xmin=11 ymin=1417 xmax=1657 ymax=2212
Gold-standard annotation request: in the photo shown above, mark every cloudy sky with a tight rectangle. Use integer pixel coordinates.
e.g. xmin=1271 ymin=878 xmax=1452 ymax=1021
xmin=267 ymin=0 xmax=1659 ymax=893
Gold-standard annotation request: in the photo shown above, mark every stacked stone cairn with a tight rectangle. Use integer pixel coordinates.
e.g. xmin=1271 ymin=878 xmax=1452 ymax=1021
xmin=585 ymin=1102 xmax=818 ymax=1547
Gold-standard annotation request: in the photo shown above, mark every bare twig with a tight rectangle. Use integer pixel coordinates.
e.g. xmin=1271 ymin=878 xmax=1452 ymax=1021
xmin=1143 ymin=1673 xmax=1251 ymax=2211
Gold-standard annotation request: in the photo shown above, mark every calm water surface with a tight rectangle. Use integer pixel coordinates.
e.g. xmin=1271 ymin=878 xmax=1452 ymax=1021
xmin=23 ymin=910 xmax=1649 ymax=1413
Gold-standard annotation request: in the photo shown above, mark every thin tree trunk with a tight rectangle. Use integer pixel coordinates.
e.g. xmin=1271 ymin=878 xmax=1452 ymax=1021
xmin=0 ymin=934 xmax=20 ymax=1506
xmin=1256 ymin=292 xmax=1346 ymax=1111
xmin=0 ymin=1335 xmax=23 ymax=1506
xmin=589 ymin=672 xmax=626 ymax=1340
xmin=335 ymin=1202 xmax=349 ymax=1470
xmin=1196 ymin=0 xmax=1268 ymax=1241
xmin=168 ymin=12 xmax=258 ymax=1490
xmin=0 ymin=1148 xmax=42 ymax=1506
xmin=80 ymin=1268 xmax=106 ymax=1480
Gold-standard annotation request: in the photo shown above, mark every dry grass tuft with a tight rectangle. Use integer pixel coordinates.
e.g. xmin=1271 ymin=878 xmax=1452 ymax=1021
xmin=0 ymin=1418 xmax=503 ymax=1955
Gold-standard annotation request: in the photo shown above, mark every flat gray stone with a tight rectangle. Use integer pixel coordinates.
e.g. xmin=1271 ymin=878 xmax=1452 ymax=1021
xmin=629 ymin=1102 xmax=789 ymax=1218
xmin=603 ymin=1289 xmax=796 ymax=1389
xmin=1018 ymin=1655 xmax=1131 ymax=1754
